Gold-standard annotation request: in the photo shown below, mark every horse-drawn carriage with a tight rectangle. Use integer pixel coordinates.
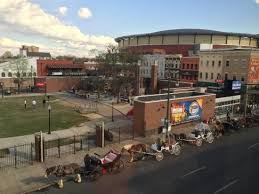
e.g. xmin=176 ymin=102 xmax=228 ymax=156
xmin=82 ymin=149 xmax=124 ymax=181
xmin=175 ymin=122 xmax=214 ymax=147
xmin=44 ymin=149 xmax=125 ymax=188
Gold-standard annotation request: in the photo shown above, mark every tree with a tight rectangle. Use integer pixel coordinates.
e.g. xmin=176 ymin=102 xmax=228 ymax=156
xmin=13 ymin=57 xmax=29 ymax=93
xmin=1 ymin=51 xmax=13 ymax=59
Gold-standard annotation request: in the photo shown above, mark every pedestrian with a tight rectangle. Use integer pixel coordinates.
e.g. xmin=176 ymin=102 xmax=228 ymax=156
xmin=47 ymin=95 xmax=50 ymax=101
xmin=32 ymin=100 xmax=36 ymax=110
xmin=42 ymin=98 xmax=46 ymax=107
xmin=24 ymin=99 xmax=27 ymax=109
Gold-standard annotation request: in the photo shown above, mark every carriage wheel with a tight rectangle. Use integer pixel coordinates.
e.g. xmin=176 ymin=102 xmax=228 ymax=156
xmin=112 ymin=160 xmax=125 ymax=174
xmin=155 ymin=152 xmax=164 ymax=161
xmin=206 ymin=134 xmax=214 ymax=144
xmin=173 ymin=145 xmax=181 ymax=156
xmin=195 ymin=139 xmax=203 ymax=147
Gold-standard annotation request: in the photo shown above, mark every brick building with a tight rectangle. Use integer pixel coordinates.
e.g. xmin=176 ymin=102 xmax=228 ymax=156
xmin=133 ymin=92 xmax=216 ymax=136
xmin=180 ymin=56 xmax=199 ymax=84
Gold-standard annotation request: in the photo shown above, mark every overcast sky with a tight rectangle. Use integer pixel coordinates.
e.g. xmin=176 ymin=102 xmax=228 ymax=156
xmin=0 ymin=0 xmax=259 ymax=57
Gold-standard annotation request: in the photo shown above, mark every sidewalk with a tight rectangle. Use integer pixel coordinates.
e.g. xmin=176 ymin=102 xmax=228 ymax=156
xmin=0 ymin=136 xmax=155 ymax=194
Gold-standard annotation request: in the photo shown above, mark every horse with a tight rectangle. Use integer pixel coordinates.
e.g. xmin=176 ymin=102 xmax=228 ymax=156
xmin=121 ymin=143 xmax=147 ymax=163
xmin=44 ymin=163 xmax=82 ymax=188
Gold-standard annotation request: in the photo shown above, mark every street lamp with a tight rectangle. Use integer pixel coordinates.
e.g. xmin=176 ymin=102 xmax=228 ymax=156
xmin=112 ymin=101 xmax=114 ymax=122
xmin=0 ymin=82 xmax=3 ymax=99
xmin=48 ymin=104 xmax=52 ymax=134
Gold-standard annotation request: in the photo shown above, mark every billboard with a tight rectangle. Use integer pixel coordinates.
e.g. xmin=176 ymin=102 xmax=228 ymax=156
xmin=232 ymin=81 xmax=241 ymax=90
xmin=171 ymin=99 xmax=203 ymax=124
xmin=248 ymin=58 xmax=259 ymax=84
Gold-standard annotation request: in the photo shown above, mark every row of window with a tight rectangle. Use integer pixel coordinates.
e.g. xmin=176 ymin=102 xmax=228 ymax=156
xmin=181 ymin=75 xmax=198 ymax=80
xmin=199 ymin=72 xmax=245 ymax=81
xmin=182 ymin=64 xmax=198 ymax=70
xmin=1 ymin=72 xmax=36 ymax=78
xmin=201 ymin=60 xmax=222 ymax=67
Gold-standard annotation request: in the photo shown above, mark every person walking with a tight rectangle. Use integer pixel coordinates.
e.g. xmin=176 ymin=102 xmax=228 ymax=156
xmin=32 ymin=100 xmax=36 ymax=111
xmin=24 ymin=99 xmax=27 ymax=109
xmin=42 ymin=98 xmax=46 ymax=107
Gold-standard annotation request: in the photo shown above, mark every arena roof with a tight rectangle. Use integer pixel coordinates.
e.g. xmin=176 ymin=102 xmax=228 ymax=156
xmin=115 ymin=29 xmax=258 ymax=41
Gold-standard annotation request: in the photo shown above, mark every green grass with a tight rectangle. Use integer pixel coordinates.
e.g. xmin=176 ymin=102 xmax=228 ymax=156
xmin=0 ymin=96 xmax=88 ymax=138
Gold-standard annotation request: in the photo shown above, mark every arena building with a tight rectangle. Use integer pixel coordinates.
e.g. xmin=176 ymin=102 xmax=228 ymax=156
xmin=116 ymin=29 xmax=259 ymax=56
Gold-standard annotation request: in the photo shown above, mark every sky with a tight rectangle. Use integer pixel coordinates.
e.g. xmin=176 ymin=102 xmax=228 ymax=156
xmin=0 ymin=0 xmax=259 ymax=57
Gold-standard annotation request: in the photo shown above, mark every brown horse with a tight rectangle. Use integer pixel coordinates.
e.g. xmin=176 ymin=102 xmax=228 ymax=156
xmin=121 ymin=143 xmax=147 ymax=163
xmin=44 ymin=163 xmax=81 ymax=178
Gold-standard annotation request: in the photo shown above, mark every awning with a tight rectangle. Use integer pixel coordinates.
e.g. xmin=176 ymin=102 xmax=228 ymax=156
xmin=47 ymin=64 xmax=83 ymax=69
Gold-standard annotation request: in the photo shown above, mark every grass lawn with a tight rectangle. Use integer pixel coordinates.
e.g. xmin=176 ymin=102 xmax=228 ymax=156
xmin=0 ymin=95 xmax=88 ymax=138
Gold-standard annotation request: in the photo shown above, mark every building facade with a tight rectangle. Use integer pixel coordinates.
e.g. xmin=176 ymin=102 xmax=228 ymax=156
xmin=180 ymin=56 xmax=199 ymax=84
xmin=165 ymin=54 xmax=182 ymax=80
xmin=116 ymin=29 xmax=259 ymax=57
xmin=198 ymin=48 xmax=259 ymax=87
xmin=140 ymin=54 xmax=165 ymax=79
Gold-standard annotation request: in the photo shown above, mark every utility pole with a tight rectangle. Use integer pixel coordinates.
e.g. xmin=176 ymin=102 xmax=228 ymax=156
xmin=244 ymin=84 xmax=248 ymax=117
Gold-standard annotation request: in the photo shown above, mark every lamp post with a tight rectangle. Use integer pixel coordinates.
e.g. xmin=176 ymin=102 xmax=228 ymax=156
xmin=112 ymin=101 xmax=114 ymax=122
xmin=0 ymin=82 xmax=3 ymax=99
xmin=48 ymin=104 xmax=52 ymax=134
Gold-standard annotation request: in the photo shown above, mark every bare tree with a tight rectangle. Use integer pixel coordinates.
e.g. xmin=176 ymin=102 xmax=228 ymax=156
xmin=1 ymin=51 xmax=13 ymax=59
xmin=13 ymin=57 xmax=29 ymax=93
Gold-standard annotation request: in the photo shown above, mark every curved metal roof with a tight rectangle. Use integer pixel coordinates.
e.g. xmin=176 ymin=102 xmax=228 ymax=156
xmin=115 ymin=29 xmax=258 ymax=41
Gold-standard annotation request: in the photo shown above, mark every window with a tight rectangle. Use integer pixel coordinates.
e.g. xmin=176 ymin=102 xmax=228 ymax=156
xmin=206 ymin=61 xmax=209 ymax=67
xmin=1 ymin=72 xmax=5 ymax=77
xmin=233 ymin=75 xmax=236 ymax=80
xmin=187 ymin=64 xmax=189 ymax=69
xmin=191 ymin=64 xmax=193 ymax=69
xmin=218 ymin=61 xmax=221 ymax=67
xmin=22 ymin=72 xmax=26 ymax=77
xmin=205 ymin=72 xmax=208 ymax=80
xmin=199 ymin=72 xmax=202 ymax=79
xmin=8 ymin=72 xmax=12 ymax=77
xmin=225 ymin=73 xmax=228 ymax=80
xmin=200 ymin=60 xmax=203 ymax=66
xmin=195 ymin=64 xmax=198 ymax=70
xmin=211 ymin=73 xmax=214 ymax=80
xmin=182 ymin=64 xmax=185 ymax=69
xmin=241 ymin=77 xmax=245 ymax=81
xmin=217 ymin=73 xmax=221 ymax=79
xmin=226 ymin=60 xmax=230 ymax=67
xmin=212 ymin=61 xmax=215 ymax=67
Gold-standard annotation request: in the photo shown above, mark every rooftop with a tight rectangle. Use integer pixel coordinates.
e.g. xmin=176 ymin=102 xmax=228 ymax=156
xmin=116 ymin=28 xmax=258 ymax=41
xmin=27 ymin=52 xmax=51 ymax=58
xmin=135 ymin=92 xmax=214 ymax=102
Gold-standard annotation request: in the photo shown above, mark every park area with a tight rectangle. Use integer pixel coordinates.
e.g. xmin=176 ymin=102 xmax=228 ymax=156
xmin=0 ymin=95 xmax=88 ymax=138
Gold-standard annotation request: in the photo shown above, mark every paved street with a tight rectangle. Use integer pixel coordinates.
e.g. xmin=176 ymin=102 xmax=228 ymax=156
xmin=31 ymin=127 xmax=259 ymax=194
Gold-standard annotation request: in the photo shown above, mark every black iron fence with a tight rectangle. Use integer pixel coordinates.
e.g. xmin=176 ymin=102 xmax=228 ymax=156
xmin=104 ymin=127 xmax=133 ymax=146
xmin=43 ymin=133 xmax=96 ymax=159
xmin=0 ymin=143 xmax=35 ymax=171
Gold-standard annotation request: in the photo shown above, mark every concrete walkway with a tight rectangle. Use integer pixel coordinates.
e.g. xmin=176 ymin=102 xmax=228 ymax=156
xmin=0 ymin=137 xmax=152 ymax=194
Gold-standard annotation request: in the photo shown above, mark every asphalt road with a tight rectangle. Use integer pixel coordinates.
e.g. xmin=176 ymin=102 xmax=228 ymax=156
xmin=31 ymin=127 xmax=259 ymax=194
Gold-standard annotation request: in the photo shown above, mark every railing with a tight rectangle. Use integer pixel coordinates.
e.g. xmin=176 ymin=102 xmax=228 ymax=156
xmin=43 ymin=133 xmax=96 ymax=159
xmin=104 ymin=127 xmax=134 ymax=146
xmin=0 ymin=143 xmax=35 ymax=171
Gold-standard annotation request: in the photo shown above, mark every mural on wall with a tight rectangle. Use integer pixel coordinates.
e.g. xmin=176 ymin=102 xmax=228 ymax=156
xmin=248 ymin=58 xmax=259 ymax=84
xmin=171 ymin=99 xmax=203 ymax=124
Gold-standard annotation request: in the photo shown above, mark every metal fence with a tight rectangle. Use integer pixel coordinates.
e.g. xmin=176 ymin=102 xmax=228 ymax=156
xmin=105 ymin=127 xmax=133 ymax=146
xmin=43 ymin=133 xmax=96 ymax=159
xmin=0 ymin=143 xmax=35 ymax=171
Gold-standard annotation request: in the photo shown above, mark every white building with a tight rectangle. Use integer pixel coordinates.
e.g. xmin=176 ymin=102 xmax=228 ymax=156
xmin=140 ymin=54 xmax=165 ymax=79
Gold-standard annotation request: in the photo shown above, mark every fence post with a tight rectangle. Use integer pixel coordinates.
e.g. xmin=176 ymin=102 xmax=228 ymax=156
xmin=73 ymin=135 xmax=76 ymax=154
xmin=14 ymin=146 xmax=17 ymax=168
xmin=30 ymin=143 xmax=33 ymax=165
xmin=58 ymin=138 xmax=61 ymax=158
xmin=80 ymin=138 xmax=83 ymax=151
xmin=87 ymin=132 xmax=90 ymax=151
xmin=119 ymin=128 xmax=121 ymax=144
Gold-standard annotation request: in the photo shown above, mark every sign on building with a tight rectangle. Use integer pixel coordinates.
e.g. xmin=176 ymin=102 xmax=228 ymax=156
xmin=171 ymin=99 xmax=203 ymax=124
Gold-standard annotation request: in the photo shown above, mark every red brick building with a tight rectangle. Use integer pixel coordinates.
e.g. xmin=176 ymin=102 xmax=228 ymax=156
xmin=133 ymin=92 xmax=216 ymax=137
xmin=180 ymin=56 xmax=199 ymax=84
xmin=37 ymin=59 xmax=83 ymax=76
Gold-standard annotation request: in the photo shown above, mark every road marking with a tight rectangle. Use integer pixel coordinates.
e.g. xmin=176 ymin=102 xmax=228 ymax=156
xmin=248 ymin=143 xmax=259 ymax=150
xmin=181 ymin=166 xmax=206 ymax=178
xmin=214 ymin=179 xmax=239 ymax=194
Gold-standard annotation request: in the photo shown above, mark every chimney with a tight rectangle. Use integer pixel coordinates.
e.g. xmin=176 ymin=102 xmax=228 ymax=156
xmin=151 ymin=61 xmax=158 ymax=94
